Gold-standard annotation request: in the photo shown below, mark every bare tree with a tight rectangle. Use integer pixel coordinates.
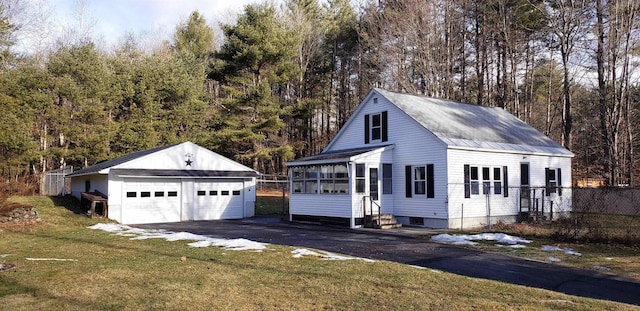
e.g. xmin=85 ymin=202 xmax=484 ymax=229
xmin=543 ymin=0 xmax=593 ymax=150
xmin=595 ymin=0 xmax=640 ymax=186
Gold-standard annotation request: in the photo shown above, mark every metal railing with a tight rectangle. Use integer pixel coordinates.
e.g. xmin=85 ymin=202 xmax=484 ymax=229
xmin=361 ymin=195 xmax=382 ymax=228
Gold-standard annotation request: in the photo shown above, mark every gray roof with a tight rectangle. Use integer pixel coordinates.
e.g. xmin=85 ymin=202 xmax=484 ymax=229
xmin=289 ymin=145 xmax=391 ymax=165
xmin=375 ymin=88 xmax=573 ymax=156
xmin=110 ymin=169 xmax=259 ymax=178
xmin=67 ymin=144 xmax=178 ymax=177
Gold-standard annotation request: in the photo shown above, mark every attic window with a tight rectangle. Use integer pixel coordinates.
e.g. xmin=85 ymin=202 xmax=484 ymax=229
xmin=364 ymin=111 xmax=388 ymax=144
xmin=373 ymin=98 xmax=378 ymax=104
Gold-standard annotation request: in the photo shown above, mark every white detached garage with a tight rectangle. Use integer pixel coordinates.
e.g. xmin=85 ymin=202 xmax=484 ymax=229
xmin=68 ymin=142 xmax=259 ymax=224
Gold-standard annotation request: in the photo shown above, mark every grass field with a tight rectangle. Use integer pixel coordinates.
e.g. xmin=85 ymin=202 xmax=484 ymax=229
xmin=0 ymin=196 xmax=638 ymax=310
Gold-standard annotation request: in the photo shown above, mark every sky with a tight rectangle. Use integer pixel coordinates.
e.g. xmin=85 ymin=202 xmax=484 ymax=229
xmin=12 ymin=0 xmax=279 ymax=53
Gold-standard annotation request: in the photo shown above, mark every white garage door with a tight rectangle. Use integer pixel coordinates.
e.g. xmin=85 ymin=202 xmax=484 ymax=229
xmin=194 ymin=179 xmax=244 ymax=220
xmin=122 ymin=178 xmax=182 ymax=224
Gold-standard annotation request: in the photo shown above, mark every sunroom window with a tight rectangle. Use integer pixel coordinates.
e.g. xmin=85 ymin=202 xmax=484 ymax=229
xmin=292 ymin=167 xmax=305 ymax=193
xmin=291 ymin=164 xmax=349 ymax=194
xmin=305 ymin=165 xmax=319 ymax=193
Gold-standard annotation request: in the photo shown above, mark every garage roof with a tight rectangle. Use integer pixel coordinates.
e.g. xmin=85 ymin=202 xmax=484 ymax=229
xmin=110 ymin=169 xmax=259 ymax=178
xmin=68 ymin=144 xmax=178 ymax=177
xmin=67 ymin=142 xmax=259 ymax=178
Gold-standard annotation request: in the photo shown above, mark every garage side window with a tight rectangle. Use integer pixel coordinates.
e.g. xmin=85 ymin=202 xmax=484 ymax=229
xmin=141 ymin=192 xmax=151 ymax=197
xmin=168 ymin=191 xmax=178 ymax=197
xmin=197 ymin=190 xmax=206 ymax=196
xmin=126 ymin=192 xmax=136 ymax=198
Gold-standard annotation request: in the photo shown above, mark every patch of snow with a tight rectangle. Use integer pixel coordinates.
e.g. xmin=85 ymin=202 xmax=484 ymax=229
xmin=547 ymin=257 xmax=562 ymax=262
xmin=543 ymin=299 xmax=574 ymax=304
xmin=508 ymin=244 xmax=526 ymax=249
xmin=431 ymin=233 xmax=531 ymax=246
xmin=0 ymin=254 xmax=12 ymax=258
xmin=88 ymin=223 xmax=268 ymax=252
xmin=291 ymin=248 xmax=375 ymax=263
xmin=409 ymin=265 xmax=427 ymax=269
xmin=26 ymin=258 xmax=77 ymax=261
xmin=605 ymin=257 xmax=613 ymax=260
xmin=541 ymin=245 xmax=582 ymax=256
xmin=431 ymin=234 xmax=478 ymax=245
xmin=188 ymin=238 xmax=266 ymax=252
xmin=592 ymin=265 xmax=611 ymax=271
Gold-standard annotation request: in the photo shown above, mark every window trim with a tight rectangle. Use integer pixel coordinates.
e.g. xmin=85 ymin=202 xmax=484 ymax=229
xmin=406 ymin=164 xmax=434 ymax=198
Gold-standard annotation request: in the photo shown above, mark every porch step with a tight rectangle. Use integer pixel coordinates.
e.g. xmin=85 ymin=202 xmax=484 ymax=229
xmin=365 ymin=214 xmax=402 ymax=229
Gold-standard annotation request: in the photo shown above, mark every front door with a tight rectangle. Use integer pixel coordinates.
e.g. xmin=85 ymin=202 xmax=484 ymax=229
xmin=369 ymin=168 xmax=379 ymax=201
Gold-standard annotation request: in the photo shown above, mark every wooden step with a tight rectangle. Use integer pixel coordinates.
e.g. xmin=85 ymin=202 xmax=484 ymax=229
xmin=379 ymin=223 xmax=402 ymax=229
xmin=365 ymin=214 xmax=402 ymax=229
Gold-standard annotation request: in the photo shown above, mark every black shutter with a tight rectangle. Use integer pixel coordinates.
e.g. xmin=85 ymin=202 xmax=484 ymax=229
xmin=557 ymin=168 xmax=562 ymax=196
xmin=426 ymin=164 xmax=434 ymax=198
xmin=381 ymin=111 xmax=388 ymax=142
xmin=364 ymin=114 xmax=370 ymax=144
xmin=405 ymin=165 xmax=412 ymax=198
xmin=503 ymin=166 xmax=508 ymax=197
xmin=545 ymin=168 xmax=551 ymax=196
xmin=464 ymin=165 xmax=470 ymax=198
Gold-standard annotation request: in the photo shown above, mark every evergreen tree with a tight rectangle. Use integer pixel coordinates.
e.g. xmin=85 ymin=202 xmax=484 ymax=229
xmin=209 ymin=3 xmax=297 ymax=173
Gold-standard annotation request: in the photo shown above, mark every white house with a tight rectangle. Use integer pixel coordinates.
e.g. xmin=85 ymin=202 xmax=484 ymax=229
xmin=286 ymin=89 xmax=573 ymax=229
xmin=67 ymin=142 xmax=259 ymax=224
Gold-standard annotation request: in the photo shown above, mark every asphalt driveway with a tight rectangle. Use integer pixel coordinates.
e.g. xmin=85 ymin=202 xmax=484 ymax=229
xmin=136 ymin=218 xmax=640 ymax=306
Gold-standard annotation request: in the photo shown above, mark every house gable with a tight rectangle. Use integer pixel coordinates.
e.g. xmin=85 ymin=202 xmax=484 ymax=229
xmin=324 ymin=89 xmax=446 ymax=152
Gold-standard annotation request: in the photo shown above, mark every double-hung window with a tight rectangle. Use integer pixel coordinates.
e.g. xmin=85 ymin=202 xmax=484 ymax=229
xmin=355 ymin=164 xmax=366 ymax=193
xmin=382 ymin=164 xmax=392 ymax=194
xmin=493 ymin=167 xmax=502 ymax=195
xmin=545 ymin=168 xmax=562 ymax=196
xmin=405 ymin=164 xmax=434 ymax=198
xmin=482 ymin=167 xmax=491 ymax=194
xmin=470 ymin=166 xmax=480 ymax=195
xmin=364 ymin=111 xmax=388 ymax=144
xmin=465 ymin=165 xmax=509 ymax=198
xmin=414 ymin=166 xmax=426 ymax=195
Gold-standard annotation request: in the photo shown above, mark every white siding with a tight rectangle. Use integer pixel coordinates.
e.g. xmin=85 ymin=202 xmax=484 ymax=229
xmin=290 ymin=194 xmax=353 ymax=218
xmin=447 ymin=148 xmax=572 ymax=228
xmin=326 ymin=93 xmax=450 ymax=220
xmin=108 ymin=175 xmax=123 ymax=223
xmin=70 ymin=174 xmax=108 ymax=200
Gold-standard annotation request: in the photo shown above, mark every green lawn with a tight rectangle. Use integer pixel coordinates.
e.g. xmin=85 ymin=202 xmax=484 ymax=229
xmin=0 ymin=196 xmax=637 ymax=310
xmin=255 ymin=193 xmax=288 ymax=216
